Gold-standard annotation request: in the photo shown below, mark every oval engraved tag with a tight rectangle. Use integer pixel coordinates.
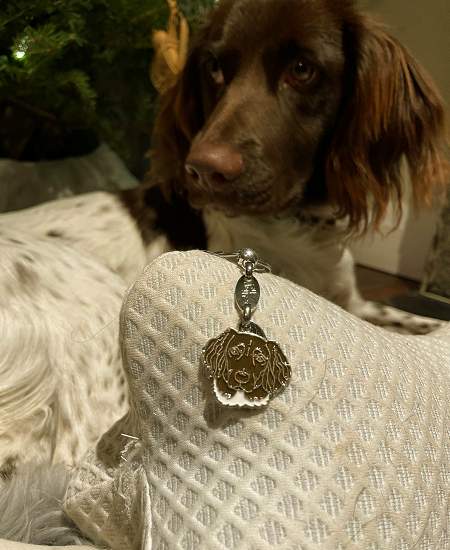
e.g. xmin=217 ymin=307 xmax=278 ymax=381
xmin=235 ymin=275 xmax=260 ymax=313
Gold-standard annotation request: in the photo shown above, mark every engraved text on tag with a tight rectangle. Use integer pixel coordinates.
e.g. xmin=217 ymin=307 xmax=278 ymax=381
xmin=235 ymin=275 xmax=260 ymax=313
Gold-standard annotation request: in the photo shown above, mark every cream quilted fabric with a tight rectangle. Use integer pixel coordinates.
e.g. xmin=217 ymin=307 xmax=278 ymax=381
xmin=64 ymin=251 xmax=450 ymax=550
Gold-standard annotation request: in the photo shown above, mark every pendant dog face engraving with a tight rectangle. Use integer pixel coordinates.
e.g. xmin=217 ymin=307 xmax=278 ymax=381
xmin=202 ymin=328 xmax=291 ymax=408
xmin=203 ymin=249 xmax=291 ymax=407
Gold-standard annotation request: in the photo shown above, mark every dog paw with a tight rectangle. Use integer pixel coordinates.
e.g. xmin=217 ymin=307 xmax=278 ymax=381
xmin=352 ymin=301 xmax=444 ymax=335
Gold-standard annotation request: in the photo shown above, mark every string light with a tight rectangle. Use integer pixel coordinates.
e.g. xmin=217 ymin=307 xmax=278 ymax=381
xmin=13 ymin=36 xmax=29 ymax=60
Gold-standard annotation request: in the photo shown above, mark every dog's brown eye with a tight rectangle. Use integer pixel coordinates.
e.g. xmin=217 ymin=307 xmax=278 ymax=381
xmin=205 ymin=56 xmax=224 ymax=86
xmin=285 ymin=59 xmax=316 ymax=88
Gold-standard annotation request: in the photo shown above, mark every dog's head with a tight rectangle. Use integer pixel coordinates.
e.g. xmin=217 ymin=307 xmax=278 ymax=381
xmin=203 ymin=328 xmax=291 ymax=401
xmin=150 ymin=0 xmax=447 ymax=230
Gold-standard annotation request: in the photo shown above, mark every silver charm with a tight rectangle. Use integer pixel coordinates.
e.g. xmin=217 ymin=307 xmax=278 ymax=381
xmin=202 ymin=249 xmax=291 ymax=408
xmin=235 ymin=275 xmax=260 ymax=314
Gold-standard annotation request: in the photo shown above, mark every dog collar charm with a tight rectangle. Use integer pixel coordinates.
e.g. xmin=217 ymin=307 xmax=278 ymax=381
xmin=202 ymin=249 xmax=291 ymax=408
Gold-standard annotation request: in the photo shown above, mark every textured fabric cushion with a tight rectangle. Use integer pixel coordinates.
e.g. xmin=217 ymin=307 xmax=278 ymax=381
xmin=0 ymin=541 xmax=96 ymax=550
xmin=64 ymin=251 xmax=450 ymax=550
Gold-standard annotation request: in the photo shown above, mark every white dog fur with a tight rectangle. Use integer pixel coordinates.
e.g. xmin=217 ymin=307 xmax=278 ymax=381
xmin=0 ymin=190 xmax=444 ymax=547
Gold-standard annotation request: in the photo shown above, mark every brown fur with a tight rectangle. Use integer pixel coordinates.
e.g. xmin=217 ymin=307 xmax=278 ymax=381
xmin=327 ymin=14 xmax=448 ymax=230
xmin=149 ymin=0 xmax=448 ymax=231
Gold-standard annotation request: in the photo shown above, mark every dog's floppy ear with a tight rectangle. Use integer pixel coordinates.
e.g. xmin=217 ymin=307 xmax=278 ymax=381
xmin=148 ymin=35 xmax=207 ymax=199
xmin=327 ymin=15 xmax=448 ymax=231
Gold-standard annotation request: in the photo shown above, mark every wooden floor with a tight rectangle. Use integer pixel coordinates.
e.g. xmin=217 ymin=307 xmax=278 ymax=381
xmin=356 ymin=266 xmax=450 ymax=321
xmin=355 ymin=265 xmax=418 ymax=303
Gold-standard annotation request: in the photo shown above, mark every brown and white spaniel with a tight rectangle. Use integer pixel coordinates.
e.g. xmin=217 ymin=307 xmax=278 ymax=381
xmin=135 ymin=0 xmax=448 ymax=331
xmin=0 ymin=0 xmax=448 ymax=509
xmin=0 ymin=2 xmax=448 ymax=543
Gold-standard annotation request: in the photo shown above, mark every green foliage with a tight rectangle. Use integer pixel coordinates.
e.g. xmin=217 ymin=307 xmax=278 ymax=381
xmin=0 ymin=0 xmax=215 ymax=173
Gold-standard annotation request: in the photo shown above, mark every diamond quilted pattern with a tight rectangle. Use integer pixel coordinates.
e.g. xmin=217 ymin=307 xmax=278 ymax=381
xmin=181 ymin=529 xmax=201 ymax=550
xmin=181 ymin=488 xmax=197 ymax=508
xmin=212 ymin=479 xmax=235 ymax=501
xmin=197 ymin=504 xmax=218 ymax=526
xmin=234 ymin=497 xmax=259 ymax=521
xmin=277 ymin=494 xmax=303 ymax=519
xmin=64 ymin=251 xmax=450 ymax=550
xmin=217 ymin=523 xmax=242 ymax=548
xmin=295 ymin=468 xmax=319 ymax=493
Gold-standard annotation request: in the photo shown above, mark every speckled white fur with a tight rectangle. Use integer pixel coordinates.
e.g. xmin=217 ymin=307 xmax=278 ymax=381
xmin=0 ymin=463 xmax=90 ymax=545
xmin=0 ymin=191 xmax=442 ymax=476
xmin=0 ymin=230 xmax=127 ymax=469
xmin=0 ymin=191 xmax=166 ymax=284
xmin=0 ymin=192 xmax=172 ymax=473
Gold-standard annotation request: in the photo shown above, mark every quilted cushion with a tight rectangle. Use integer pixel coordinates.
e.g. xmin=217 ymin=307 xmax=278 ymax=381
xmin=64 ymin=250 xmax=450 ymax=550
xmin=0 ymin=541 xmax=95 ymax=550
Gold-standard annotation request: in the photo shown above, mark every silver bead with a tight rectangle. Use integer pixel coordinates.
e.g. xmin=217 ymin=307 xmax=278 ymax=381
xmin=240 ymin=248 xmax=258 ymax=264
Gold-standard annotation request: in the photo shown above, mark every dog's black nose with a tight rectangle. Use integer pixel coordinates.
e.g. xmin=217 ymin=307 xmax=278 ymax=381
xmin=185 ymin=142 xmax=244 ymax=185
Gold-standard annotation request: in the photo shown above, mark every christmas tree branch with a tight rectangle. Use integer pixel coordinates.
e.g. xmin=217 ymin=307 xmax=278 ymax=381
xmin=5 ymin=97 xmax=59 ymax=125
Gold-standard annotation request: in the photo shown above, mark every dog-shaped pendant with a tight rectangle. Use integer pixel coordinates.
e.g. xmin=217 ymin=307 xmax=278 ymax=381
xmin=202 ymin=326 xmax=291 ymax=408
